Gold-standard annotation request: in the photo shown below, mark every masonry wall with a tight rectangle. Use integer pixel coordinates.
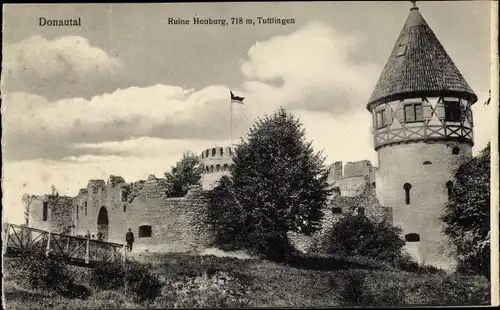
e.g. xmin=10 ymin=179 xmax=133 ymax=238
xmin=29 ymin=195 xmax=73 ymax=234
xmin=376 ymin=141 xmax=472 ymax=269
xmin=69 ymin=173 xmax=214 ymax=253
xmin=289 ymin=183 xmax=392 ymax=253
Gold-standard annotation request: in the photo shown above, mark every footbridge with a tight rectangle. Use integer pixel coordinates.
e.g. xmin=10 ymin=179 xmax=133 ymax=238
xmin=2 ymin=223 xmax=127 ymax=267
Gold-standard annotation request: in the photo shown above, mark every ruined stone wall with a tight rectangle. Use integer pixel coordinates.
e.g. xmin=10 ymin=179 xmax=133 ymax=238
xmin=69 ymin=173 xmax=214 ymax=253
xmin=108 ymin=187 xmax=214 ymax=252
xmin=289 ymin=183 xmax=392 ymax=253
xmin=29 ymin=195 xmax=73 ymax=234
xmin=344 ymin=160 xmax=373 ymax=178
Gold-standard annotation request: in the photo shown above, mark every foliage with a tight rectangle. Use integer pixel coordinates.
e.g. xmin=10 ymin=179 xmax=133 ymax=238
xmin=441 ymin=143 xmax=491 ymax=279
xmin=89 ymin=261 xmax=126 ymax=290
xmin=46 ymin=185 xmax=60 ymax=204
xmin=164 ymin=152 xmax=204 ymax=197
xmin=161 ymin=271 xmax=250 ymax=308
xmin=335 ymin=270 xmax=406 ymax=307
xmin=320 ymin=214 xmax=406 ymax=265
xmin=16 ymin=248 xmax=74 ymax=294
xmin=210 ymin=107 xmax=332 ymax=261
xmin=407 ymin=273 xmax=490 ymax=305
xmin=123 ymin=261 xmax=163 ymax=302
xmin=205 ymin=175 xmax=250 ymax=251
xmin=4 ymin=252 xmax=491 ymax=308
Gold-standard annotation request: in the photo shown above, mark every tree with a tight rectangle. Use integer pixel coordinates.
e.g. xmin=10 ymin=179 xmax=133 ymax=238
xmin=46 ymin=185 xmax=60 ymax=204
xmin=441 ymin=143 xmax=491 ymax=279
xmin=206 ymin=175 xmax=250 ymax=250
xmin=22 ymin=194 xmax=36 ymax=226
xmin=227 ymin=107 xmax=332 ymax=261
xmin=164 ymin=152 xmax=204 ymax=197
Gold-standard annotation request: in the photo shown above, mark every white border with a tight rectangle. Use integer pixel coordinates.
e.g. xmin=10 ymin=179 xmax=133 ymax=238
xmin=490 ymin=0 xmax=499 ymax=306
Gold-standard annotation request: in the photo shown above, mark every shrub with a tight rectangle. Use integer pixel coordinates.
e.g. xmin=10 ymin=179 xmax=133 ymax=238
xmin=16 ymin=249 xmax=73 ymax=294
xmin=124 ymin=261 xmax=163 ymax=302
xmin=336 ymin=270 xmax=406 ymax=307
xmin=408 ymin=274 xmax=490 ymax=305
xmin=164 ymin=271 xmax=250 ymax=308
xmin=322 ymin=214 xmax=406 ymax=265
xmin=89 ymin=261 xmax=126 ymax=290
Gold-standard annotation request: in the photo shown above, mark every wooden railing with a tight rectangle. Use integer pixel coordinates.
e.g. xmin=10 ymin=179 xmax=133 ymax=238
xmin=2 ymin=223 xmax=127 ymax=267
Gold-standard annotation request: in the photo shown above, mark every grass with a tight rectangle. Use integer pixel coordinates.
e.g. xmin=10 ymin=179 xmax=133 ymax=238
xmin=2 ymin=252 xmax=491 ymax=309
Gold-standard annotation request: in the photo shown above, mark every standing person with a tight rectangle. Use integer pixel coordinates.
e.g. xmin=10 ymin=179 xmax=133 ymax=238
xmin=125 ymin=228 xmax=134 ymax=252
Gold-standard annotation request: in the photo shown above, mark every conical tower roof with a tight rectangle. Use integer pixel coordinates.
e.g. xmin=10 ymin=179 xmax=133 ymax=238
xmin=367 ymin=3 xmax=477 ymax=110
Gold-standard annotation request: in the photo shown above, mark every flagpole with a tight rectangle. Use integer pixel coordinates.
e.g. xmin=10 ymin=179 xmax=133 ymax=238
xmin=230 ymin=96 xmax=233 ymax=147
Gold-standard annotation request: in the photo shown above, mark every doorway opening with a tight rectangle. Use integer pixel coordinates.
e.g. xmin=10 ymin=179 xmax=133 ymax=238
xmin=97 ymin=207 xmax=109 ymax=241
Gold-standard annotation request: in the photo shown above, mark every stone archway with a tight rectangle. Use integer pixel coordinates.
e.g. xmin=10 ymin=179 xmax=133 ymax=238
xmin=97 ymin=207 xmax=109 ymax=241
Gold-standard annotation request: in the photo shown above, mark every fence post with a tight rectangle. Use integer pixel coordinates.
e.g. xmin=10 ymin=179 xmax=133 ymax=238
xmin=46 ymin=231 xmax=52 ymax=257
xmin=66 ymin=237 xmax=70 ymax=253
xmin=122 ymin=244 xmax=127 ymax=265
xmin=85 ymin=238 xmax=90 ymax=264
xmin=2 ymin=224 xmax=10 ymax=255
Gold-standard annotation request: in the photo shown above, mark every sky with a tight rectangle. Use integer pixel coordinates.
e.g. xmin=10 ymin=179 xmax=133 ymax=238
xmin=1 ymin=1 xmax=495 ymax=224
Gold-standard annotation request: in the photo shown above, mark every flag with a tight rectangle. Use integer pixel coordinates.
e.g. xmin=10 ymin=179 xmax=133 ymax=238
xmin=484 ymin=89 xmax=491 ymax=105
xmin=230 ymin=91 xmax=245 ymax=104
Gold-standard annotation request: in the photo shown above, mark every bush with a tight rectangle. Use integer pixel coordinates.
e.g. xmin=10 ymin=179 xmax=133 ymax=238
xmin=89 ymin=261 xmax=126 ymax=290
xmin=163 ymin=271 xmax=250 ymax=308
xmin=321 ymin=214 xmax=406 ymax=265
xmin=124 ymin=261 xmax=163 ymax=302
xmin=16 ymin=249 xmax=73 ymax=294
xmin=336 ymin=270 xmax=406 ymax=307
xmin=408 ymin=274 xmax=490 ymax=305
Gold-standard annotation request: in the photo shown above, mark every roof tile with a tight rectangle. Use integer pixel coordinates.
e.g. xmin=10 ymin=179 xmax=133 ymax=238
xmin=367 ymin=6 xmax=477 ymax=109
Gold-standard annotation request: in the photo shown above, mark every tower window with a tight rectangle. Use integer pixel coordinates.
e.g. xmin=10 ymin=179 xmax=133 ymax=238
xmin=220 ymin=147 xmax=224 ymax=156
xmin=403 ymin=183 xmax=412 ymax=205
xmin=452 ymin=147 xmax=460 ymax=155
xmin=446 ymin=181 xmax=454 ymax=198
xmin=445 ymin=102 xmax=461 ymax=122
xmin=212 ymin=148 xmax=216 ymax=156
xmin=375 ymin=109 xmax=386 ymax=129
xmin=423 ymin=161 xmax=432 ymax=165
xmin=372 ymin=182 xmax=376 ymax=188
xmin=396 ymin=44 xmax=407 ymax=57
xmin=76 ymin=204 xmax=79 ymax=220
xmin=404 ymin=103 xmax=423 ymax=122
xmin=85 ymin=201 xmax=87 ymax=216
xmin=223 ymin=164 xmax=228 ymax=170
xmin=332 ymin=207 xmax=342 ymax=214
xmin=123 ymin=204 xmax=127 ymax=213
xmin=205 ymin=149 xmax=209 ymax=158
xmin=42 ymin=202 xmax=48 ymax=221
xmin=216 ymin=164 xmax=221 ymax=172
xmin=405 ymin=233 xmax=420 ymax=242
xmin=138 ymin=225 xmax=152 ymax=238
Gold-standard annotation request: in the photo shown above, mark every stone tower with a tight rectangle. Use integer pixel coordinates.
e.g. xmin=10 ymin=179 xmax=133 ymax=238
xmin=367 ymin=2 xmax=477 ymax=269
xmin=200 ymin=146 xmax=234 ymax=190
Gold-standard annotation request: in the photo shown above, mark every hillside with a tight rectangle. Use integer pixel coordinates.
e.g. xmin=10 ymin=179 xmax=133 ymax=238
xmin=2 ymin=252 xmax=490 ymax=309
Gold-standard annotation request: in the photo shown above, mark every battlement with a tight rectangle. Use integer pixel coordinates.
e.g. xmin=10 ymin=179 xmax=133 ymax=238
xmin=200 ymin=146 xmax=233 ymax=160
xmin=200 ymin=146 xmax=234 ymax=175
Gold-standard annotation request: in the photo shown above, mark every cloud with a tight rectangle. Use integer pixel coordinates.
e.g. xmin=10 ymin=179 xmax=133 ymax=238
xmin=1 ymin=85 xmax=250 ymax=160
xmin=2 ymin=35 xmax=125 ymax=100
xmin=240 ymin=21 xmax=382 ymax=114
